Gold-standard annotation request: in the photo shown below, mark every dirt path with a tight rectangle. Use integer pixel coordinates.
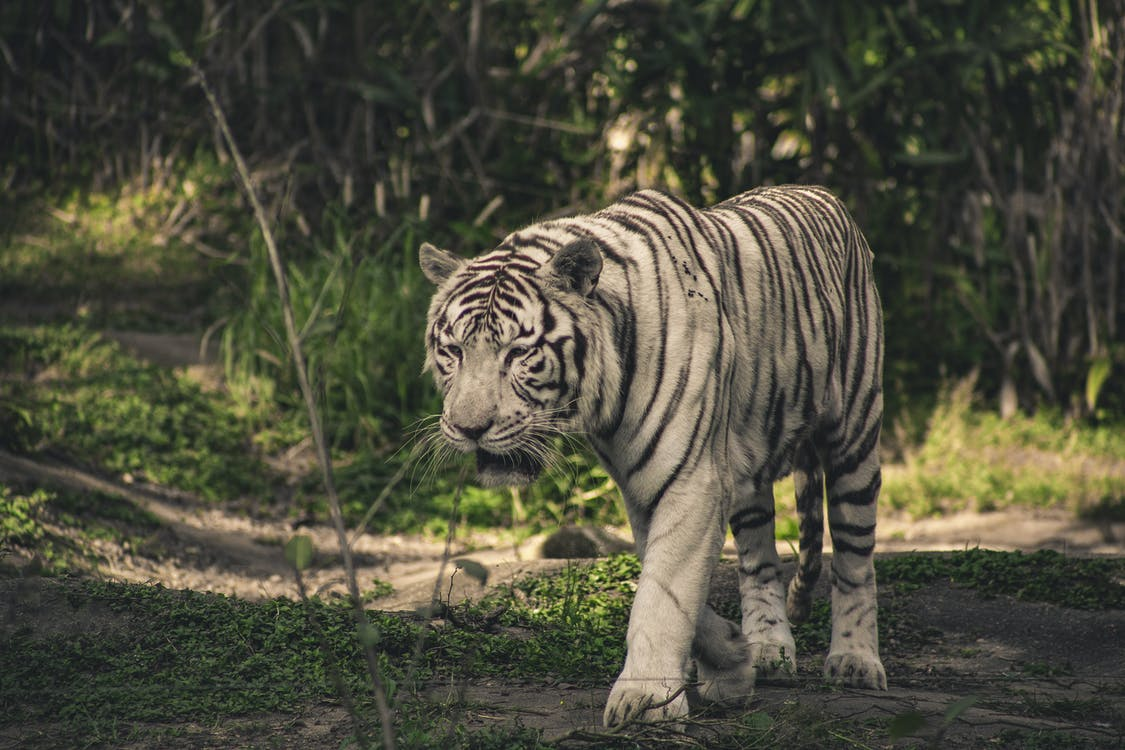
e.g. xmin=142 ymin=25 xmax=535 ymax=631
xmin=3 ymin=446 xmax=1122 ymax=609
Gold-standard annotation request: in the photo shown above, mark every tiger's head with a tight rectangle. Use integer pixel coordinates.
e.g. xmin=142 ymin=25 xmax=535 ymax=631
xmin=419 ymin=237 xmax=602 ymax=487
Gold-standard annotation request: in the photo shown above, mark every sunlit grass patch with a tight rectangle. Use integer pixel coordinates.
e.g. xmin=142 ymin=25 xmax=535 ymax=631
xmin=882 ymin=378 xmax=1125 ymax=519
xmin=0 ymin=156 xmax=239 ymax=329
xmin=0 ymin=324 xmax=270 ymax=502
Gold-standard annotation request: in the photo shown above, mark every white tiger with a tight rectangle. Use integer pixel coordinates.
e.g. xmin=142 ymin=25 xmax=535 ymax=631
xmin=420 ymin=185 xmax=887 ymax=726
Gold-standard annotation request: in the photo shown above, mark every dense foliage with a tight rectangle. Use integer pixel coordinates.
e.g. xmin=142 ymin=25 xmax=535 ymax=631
xmin=1 ymin=0 xmax=1122 ymax=448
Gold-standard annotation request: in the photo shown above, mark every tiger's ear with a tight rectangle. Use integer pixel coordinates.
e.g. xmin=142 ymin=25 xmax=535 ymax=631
xmin=419 ymin=242 xmax=465 ymax=285
xmin=549 ymin=239 xmax=602 ymax=296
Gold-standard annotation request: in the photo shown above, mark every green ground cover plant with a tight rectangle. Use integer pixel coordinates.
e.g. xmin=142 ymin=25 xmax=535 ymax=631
xmin=876 ymin=549 xmax=1125 ymax=610
xmin=0 ymin=482 xmax=164 ymax=575
xmin=0 ymin=324 xmax=268 ymax=502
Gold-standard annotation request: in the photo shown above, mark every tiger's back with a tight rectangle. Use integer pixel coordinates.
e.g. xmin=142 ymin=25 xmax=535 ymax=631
xmin=571 ymin=187 xmax=878 ymax=494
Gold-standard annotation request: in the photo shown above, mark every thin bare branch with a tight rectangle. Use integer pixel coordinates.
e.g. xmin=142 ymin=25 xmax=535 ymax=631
xmin=184 ymin=53 xmax=397 ymax=750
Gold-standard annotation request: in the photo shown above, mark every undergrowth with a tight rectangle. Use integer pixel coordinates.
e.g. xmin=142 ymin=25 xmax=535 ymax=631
xmin=882 ymin=377 xmax=1125 ymax=520
xmin=0 ymin=155 xmax=242 ymax=330
xmin=0 ymin=324 xmax=269 ymax=502
xmin=0 ymin=482 xmax=163 ymax=575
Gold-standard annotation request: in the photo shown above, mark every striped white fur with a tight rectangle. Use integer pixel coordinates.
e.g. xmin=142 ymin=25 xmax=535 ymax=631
xmin=421 ymin=185 xmax=887 ymax=727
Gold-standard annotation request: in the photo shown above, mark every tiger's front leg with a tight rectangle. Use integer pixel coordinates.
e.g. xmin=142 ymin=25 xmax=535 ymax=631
xmin=603 ymin=474 xmax=726 ymax=727
xmin=729 ymin=483 xmax=799 ymax=683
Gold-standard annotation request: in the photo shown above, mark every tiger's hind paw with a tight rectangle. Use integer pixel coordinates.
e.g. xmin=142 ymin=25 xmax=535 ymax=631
xmin=824 ymin=652 xmax=887 ymax=690
xmin=749 ymin=640 xmax=798 ymax=684
xmin=786 ymin=583 xmax=814 ymax=623
xmin=696 ymin=656 xmax=756 ymax=705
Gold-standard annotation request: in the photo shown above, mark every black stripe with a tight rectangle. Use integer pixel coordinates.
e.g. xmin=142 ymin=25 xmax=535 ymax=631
xmin=729 ymin=506 xmax=775 ymax=536
xmin=828 ymin=473 xmax=882 ymax=508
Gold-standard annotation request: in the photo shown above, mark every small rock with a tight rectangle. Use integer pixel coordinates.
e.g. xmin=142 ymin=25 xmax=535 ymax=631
xmin=538 ymin=526 xmax=631 ymax=559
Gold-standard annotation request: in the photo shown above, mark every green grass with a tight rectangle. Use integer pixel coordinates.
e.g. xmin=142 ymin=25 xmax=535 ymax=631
xmin=882 ymin=377 xmax=1125 ymax=519
xmin=876 ymin=549 xmax=1125 ymax=610
xmin=0 ymin=324 xmax=270 ymax=502
xmin=0 ymin=481 xmax=164 ymax=574
xmin=0 ymin=157 xmax=240 ymax=330
xmin=346 ymin=443 xmax=624 ymax=538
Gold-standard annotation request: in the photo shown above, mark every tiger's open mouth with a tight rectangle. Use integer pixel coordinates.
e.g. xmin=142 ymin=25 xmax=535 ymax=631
xmin=475 ymin=449 xmax=543 ymax=487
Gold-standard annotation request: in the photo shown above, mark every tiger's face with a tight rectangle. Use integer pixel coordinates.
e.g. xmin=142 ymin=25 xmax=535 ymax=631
xmin=419 ymin=238 xmax=602 ymax=487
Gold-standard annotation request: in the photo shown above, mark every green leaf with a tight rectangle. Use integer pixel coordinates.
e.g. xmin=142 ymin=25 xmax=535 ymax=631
xmin=168 ymin=49 xmax=192 ymax=69
xmin=1086 ymin=357 xmax=1112 ymax=412
xmin=284 ymin=535 xmax=314 ymax=571
xmin=942 ymin=694 xmax=979 ymax=725
xmin=95 ymin=29 xmax=129 ymax=48
xmin=453 ymin=558 xmax=489 ymax=585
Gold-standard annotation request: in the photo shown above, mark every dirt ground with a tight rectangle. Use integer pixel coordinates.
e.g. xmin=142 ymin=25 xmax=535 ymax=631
xmin=2 ymin=449 xmax=1123 ymax=748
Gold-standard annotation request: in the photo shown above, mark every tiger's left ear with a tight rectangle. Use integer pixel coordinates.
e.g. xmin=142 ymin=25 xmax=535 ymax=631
xmin=549 ymin=239 xmax=602 ymax=297
xmin=420 ymin=242 xmax=466 ymax=285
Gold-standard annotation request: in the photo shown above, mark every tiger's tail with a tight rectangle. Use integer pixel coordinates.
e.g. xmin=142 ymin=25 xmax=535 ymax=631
xmin=786 ymin=441 xmax=824 ymax=623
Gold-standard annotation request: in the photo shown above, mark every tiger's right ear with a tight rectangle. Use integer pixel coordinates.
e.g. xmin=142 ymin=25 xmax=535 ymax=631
xmin=419 ymin=242 xmax=466 ymax=285
xmin=549 ymin=238 xmax=602 ymax=297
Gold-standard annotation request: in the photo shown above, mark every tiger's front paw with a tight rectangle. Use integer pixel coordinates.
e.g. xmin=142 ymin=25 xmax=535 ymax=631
xmin=824 ymin=651 xmax=887 ymax=690
xmin=603 ymin=678 xmax=688 ymax=727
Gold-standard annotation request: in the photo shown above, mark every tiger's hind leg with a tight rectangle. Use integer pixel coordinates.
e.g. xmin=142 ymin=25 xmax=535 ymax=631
xmin=821 ymin=407 xmax=887 ymax=690
xmin=729 ymin=481 xmax=798 ymax=683
xmin=692 ymin=605 xmax=756 ymax=705
xmin=787 ymin=442 xmax=824 ymax=623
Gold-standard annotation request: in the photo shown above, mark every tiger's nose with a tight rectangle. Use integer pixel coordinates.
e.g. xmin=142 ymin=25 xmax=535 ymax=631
xmin=457 ymin=420 xmax=493 ymax=441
